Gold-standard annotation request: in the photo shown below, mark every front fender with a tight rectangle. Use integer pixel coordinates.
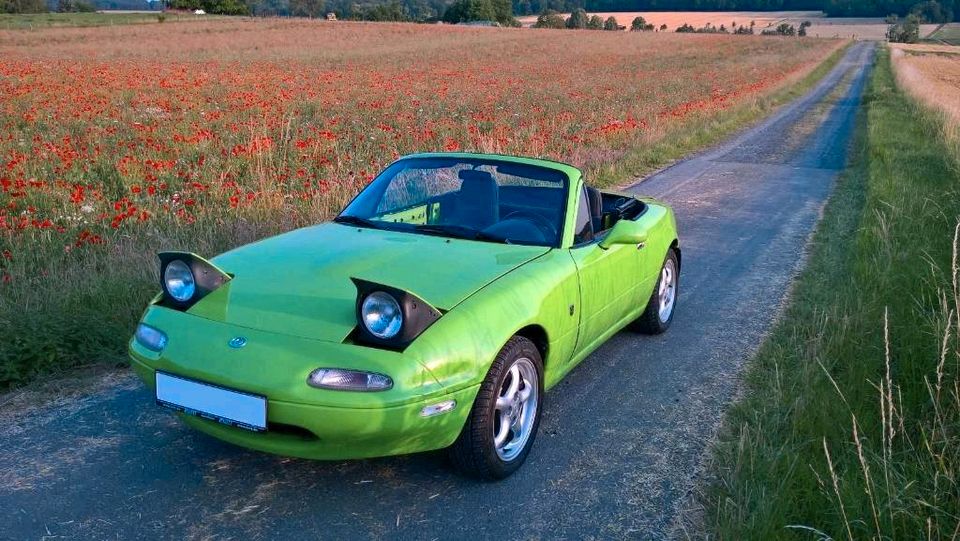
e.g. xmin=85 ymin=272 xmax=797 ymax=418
xmin=405 ymin=249 xmax=580 ymax=394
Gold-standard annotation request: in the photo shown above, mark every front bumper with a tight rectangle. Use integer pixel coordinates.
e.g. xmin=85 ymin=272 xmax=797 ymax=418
xmin=130 ymin=306 xmax=477 ymax=460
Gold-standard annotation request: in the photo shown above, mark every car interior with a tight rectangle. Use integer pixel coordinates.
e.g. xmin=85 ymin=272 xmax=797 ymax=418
xmin=367 ymin=166 xmax=647 ymax=247
xmin=442 ymin=170 xmax=646 ymax=246
xmin=584 ymin=186 xmax=646 ymax=237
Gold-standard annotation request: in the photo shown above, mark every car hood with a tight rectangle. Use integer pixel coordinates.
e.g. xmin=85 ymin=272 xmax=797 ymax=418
xmin=194 ymin=223 xmax=549 ymax=342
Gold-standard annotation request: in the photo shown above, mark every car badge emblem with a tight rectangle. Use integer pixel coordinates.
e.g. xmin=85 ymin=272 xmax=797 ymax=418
xmin=228 ymin=336 xmax=247 ymax=349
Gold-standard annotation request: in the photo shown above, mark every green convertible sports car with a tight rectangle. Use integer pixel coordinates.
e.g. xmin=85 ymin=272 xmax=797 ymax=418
xmin=130 ymin=152 xmax=680 ymax=479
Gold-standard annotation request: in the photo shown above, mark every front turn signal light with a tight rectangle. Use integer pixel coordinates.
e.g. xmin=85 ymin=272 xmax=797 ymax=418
xmin=306 ymin=368 xmax=393 ymax=392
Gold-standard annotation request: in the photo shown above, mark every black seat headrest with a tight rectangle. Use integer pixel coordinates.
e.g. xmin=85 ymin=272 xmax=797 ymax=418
xmin=459 ymin=169 xmax=496 ymax=184
xmin=585 ymin=186 xmax=602 ymax=221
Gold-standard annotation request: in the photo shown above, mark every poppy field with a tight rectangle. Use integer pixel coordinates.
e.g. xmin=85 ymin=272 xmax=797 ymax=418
xmin=0 ymin=18 xmax=840 ymax=386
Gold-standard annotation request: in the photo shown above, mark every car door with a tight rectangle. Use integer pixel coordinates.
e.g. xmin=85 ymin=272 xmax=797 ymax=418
xmin=567 ymin=186 xmax=643 ymax=355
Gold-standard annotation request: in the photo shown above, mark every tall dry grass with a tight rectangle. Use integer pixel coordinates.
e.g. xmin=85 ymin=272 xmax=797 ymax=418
xmin=890 ymin=45 xmax=960 ymax=144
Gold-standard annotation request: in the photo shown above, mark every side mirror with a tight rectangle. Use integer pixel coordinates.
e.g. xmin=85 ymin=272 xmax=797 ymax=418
xmin=598 ymin=219 xmax=649 ymax=250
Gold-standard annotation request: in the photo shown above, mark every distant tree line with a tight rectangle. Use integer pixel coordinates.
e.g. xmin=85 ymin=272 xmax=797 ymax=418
xmin=1 ymin=0 xmax=47 ymax=13
xmin=533 ymin=7 xmax=621 ymax=27
xmin=4 ymin=0 xmax=957 ymax=24
xmin=513 ymin=0 xmax=959 ymax=21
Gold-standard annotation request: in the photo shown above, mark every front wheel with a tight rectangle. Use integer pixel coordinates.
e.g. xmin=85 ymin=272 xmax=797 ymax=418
xmin=449 ymin=336 xmax=543 ymax=480
xmin=635 ymin=249 xmax=679 ymax=334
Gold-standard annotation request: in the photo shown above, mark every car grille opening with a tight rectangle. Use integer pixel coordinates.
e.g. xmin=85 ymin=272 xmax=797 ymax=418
xmin=267 ymin=422 xmax=318 ymax=440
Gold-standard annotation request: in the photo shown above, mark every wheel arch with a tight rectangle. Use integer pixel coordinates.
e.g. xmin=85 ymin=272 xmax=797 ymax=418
xmin=514 ymin=324 xmax=549 ymax=368
xmin=670 ymin=238 xmax=681 ymax=270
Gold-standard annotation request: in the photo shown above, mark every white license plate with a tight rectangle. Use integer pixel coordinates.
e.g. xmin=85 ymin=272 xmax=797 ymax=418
xmin=155 ymin=372 xmax=267 ymax=432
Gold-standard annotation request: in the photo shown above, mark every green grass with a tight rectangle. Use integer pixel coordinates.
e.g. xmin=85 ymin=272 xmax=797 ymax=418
xmin=597 ymin=43 xmax=849 ymax=189
xmin=705 ymin=47 xmax=960 ymax=539
xmin=0 ymin=12 xmax=214 ymax=30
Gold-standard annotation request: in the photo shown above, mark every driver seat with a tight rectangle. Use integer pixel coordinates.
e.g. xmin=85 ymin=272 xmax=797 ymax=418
xmin=455 ymin=170 xmax=499 ymax=230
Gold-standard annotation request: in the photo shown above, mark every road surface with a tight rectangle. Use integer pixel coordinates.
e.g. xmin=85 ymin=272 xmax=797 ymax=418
xmin=0 ymin=42 xmax=875 ymax=540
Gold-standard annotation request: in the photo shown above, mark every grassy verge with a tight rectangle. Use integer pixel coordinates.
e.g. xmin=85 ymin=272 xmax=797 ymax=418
xmin=600 ymin=42 xmax=849 ymax=189
xmin=704 ymin=47 xmax=960 ymax=538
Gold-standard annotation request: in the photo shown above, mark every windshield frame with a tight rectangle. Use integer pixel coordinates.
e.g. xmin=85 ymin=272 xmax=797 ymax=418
xmin=336 ymin=155 xmax=573 ymax=249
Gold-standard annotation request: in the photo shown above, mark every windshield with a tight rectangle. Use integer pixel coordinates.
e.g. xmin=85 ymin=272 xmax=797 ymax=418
xmin=337 ymin=157 xmax=569 ymax=247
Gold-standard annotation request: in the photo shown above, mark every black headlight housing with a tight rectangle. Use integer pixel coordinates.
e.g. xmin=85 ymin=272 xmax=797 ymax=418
xmin=158 ymin=251 xmax=231 ymax=310
xmin=351 ymin=278 xmax=442 ymax=350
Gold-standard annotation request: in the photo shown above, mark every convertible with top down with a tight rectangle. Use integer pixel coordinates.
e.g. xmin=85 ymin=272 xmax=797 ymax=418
xmin=130 ymin=152 xmax=680 ymax=479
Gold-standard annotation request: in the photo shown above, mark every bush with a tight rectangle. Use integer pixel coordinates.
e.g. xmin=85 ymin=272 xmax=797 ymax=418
xmin=887 ymin=14 xmax=921 ymax=42
xmin=603 ymin=15 xmax=619 ymax=31
xmin=565 ymin=7 xmax=587 ymax=29
xmin=630 ymin=15 xmax=653 ymax=31
xmin=586 ymin=14 xmax=603 ymax=29
xmin=532 ymin=8 xmax=564 ymax=29
xmin=676 ymin=22 xmax=730 ymax=34
xmin=761 ymin=23 xmax=797 ymax=36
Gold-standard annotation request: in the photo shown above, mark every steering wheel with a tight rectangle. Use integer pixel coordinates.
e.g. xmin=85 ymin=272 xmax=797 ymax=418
xmin=501 ymin=211 xmax=556 ymax=240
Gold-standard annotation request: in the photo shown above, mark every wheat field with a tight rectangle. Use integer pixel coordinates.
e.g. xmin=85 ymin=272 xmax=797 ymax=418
xmin=518 ymin=11 xmax=939 ymax=40
xmin=891 ymin=43 xmax=960 ymax=141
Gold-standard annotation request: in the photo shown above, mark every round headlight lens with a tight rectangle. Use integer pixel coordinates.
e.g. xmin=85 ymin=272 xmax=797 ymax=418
xmin=361 ymin=291 xmax=402 ymax=339
xmin=164 ymin=260 xmax=196 ymax=302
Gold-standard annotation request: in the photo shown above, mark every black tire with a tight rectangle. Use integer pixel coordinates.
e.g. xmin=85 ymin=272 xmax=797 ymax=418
xmin=635 ymin=249 xmax=679 ymax=334
xmin=449 ymin=336 xmax=544 ymax=480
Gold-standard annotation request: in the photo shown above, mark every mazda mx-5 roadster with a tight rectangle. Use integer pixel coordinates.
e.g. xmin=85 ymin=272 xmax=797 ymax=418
xmin=130 ymin=152 xmax=680 ymax=479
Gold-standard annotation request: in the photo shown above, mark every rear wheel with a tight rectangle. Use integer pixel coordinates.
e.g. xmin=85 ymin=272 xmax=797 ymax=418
xmin=449 ymin=336 xmax=543 ymax=480
xmin=635 ymin=249 xmax=679 ymax=334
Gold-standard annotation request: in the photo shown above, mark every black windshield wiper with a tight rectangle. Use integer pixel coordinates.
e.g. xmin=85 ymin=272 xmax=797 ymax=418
xmin=414 ymin=224 xmax=509 ymax=244
xmin=333 ymin=215 xmax=381 ymax=229
xmin=413 ymin=224 xmax=474 ymax=239
xmin=474 ymin=230 xmax=511 ymax=244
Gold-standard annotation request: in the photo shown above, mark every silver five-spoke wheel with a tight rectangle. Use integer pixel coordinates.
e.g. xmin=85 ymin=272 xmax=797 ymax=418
xmin=635 ymin=248 xmax=679 ymax=334
xmin=449 ymin=335 xmax=544 ymax=479
xmin=658 ymin=257 xmax=677 ymax=323
xmin=493 ymin=358 xmax=538 ymax=461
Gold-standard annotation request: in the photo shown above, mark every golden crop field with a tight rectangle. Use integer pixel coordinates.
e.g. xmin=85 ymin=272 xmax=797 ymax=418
xmin=890 ymin=43 xmax=960 ymax=140
xmin=0 ymin=18 xmax=840 ymax=383
xmin=517 ymin=11 xmax=939 ymax=40
xmin=517 ymin=10 xmax=820 ymax=30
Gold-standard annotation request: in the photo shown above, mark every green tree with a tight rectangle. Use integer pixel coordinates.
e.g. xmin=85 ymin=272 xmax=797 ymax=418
xmin=565 ymin=7 xmax=586 ymax=28
xmin=532 ymin=8 xmax=564 ymax=28
xmin=586 ymin=13 xmax=603 ymax=29
xmin=603 ymin=15 xmax=618 ymax=30
xmin=290 ymin=0 xmax=326 ymax=17
xmin=443 ymin=0 xmax=515 ymax=25
xmin=911 ymin=0 xmax=953 ymax=22
xmin=630 ymin=15 xmax=646 ymax=30
xmin=0 ymin=0 xmax=47 ymax=13
xmin=887 ymin=13 xmax=921 ymax=42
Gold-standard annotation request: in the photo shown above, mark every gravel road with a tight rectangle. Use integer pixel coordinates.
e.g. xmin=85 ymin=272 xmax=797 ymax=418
xmin=0 ymin=42 xmax=875 ymax=541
